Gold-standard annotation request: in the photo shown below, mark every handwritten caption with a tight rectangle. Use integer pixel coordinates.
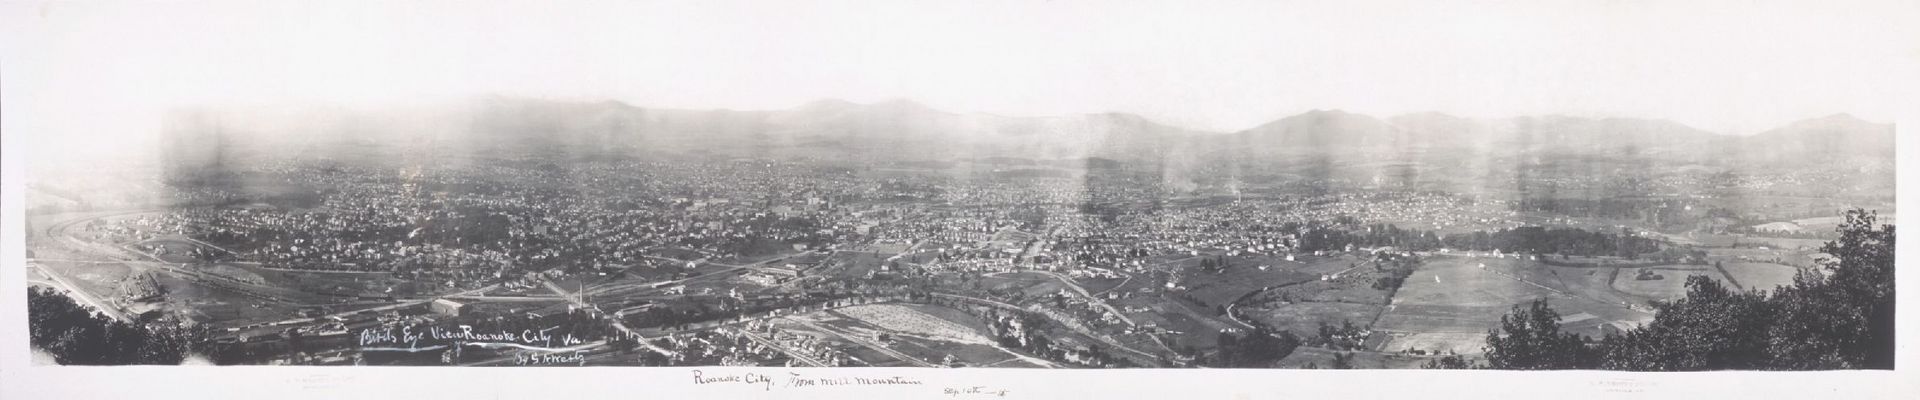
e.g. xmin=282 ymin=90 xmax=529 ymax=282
xmin=693 ymin=370 xmax=1000 ymax=396
xmin=691 ymin=370 xmax=1008 ymax=397
xmin=357 ymin=325 xmax=585 ymax=350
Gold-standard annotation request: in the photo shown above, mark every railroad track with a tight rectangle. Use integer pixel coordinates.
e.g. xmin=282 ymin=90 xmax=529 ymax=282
xmin=786 ymin=317 xmax=937 ymax=367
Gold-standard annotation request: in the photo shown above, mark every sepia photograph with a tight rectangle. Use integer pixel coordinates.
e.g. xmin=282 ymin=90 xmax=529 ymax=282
xmin=1 ymin=0 xmax=1914 ymax=399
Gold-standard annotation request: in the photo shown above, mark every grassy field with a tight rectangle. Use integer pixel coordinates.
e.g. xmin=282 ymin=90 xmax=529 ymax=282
xmin=1537 ymin=266 xmax=1633 ymax=305
xmin=1738 ymin=237 xmax=1832 ymax=251
xmin=138 ymin=238 xmax=208 ymax=263
xmin=37 ymin=259 xmax=134 ymax=297
xmin=1180 ymin=261 xmax=1318 ymax=307
xmin=1274 ymin=347 xmax=1436 ymax=369
xmin=1719 ymin=262 xmax=1802 ymax=291
xmin=1374 ymin=332 xmax=1487 ymax=355
xmin=1258 ymin=273 xmax=1393 ymax=305
xmin=1613 ymin=265 xmax=1728 ymax=301
xmin=1246 ymin=301 xmax=1383 ymax=337
xmin=1014 ymin=278 xmax=1072 ymax=299
xmin=1373 ymin=303 xmax=1510 ymax=332
xmin=1390 ymin=257 xmax=1557 ymax=307
xmin=1370 ymin=255 xmax=1659 ymax=354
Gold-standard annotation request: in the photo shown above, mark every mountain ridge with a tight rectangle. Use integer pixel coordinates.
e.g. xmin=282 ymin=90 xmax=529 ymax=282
xmin=167 ymin=96 xmax=1894 ymax=166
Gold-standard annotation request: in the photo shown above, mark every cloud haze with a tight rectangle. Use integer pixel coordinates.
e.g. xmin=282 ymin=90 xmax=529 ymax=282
xmin=3 ymin=0 xmax=1913 ymax=161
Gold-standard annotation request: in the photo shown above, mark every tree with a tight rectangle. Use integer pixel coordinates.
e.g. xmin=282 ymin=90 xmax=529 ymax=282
xmin=1329 ymin=352 xmax=1356 ymax=369
xmin=27 ymin=287 xmax=190 ymax=365
xmin=1483 ymin=299 xmax=1598 ymax=369
xmin=1765 ymin=209 xmax=1894 ymax=369
xmin=1600 ymin=275 xmax=1775 ymax=370
xmin=1423 ymin=355 xmax=1474 ymax=369
xmin=1213 ymin=327 xmax=1300 ymax=368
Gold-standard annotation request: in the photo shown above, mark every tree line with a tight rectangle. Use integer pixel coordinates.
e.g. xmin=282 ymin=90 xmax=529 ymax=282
xmin=1295 ymin=222 xmax=1664 ymax=259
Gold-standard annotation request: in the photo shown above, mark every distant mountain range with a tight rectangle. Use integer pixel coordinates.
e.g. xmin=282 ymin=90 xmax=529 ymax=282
xmin=170 ymin=96 xmax=1895 ymax=171
xmin=454 ymin=97 xmax=1214 ymax=161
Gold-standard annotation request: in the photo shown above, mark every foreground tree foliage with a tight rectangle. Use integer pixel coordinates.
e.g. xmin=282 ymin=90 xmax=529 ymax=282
xmin=1483 ymin=300 xmax=1600 ymax=369
xmin=1601 ymin=276 xmax=1776 ymax=370
xmin=28 ymin=286 xmax=193 ymax=365
xmin=1767 ymin=209 xmax=1895 ymax=369
xmin=1211 ymin=326 xmax=1302 ymax=368
xmin=1439 ymin=209 xmax=1894 ymax=370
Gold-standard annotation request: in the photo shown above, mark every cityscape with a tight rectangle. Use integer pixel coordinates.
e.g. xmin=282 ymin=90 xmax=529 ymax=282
xmin=23 ymin=98 xmax=1896 ymax=369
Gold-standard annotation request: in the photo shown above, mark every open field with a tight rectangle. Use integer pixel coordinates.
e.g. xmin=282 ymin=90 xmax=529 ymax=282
xmin=1181 ymin=262 xmax=1318 ymax=307
xmin=1070 ymin=274 xmax=1131 ymax=295
xmin=1246 ymin=301 xmax=1383 ymax=336
xmin=1791 ymin=214 xmax=1895 ymax=232
xmin=1373 ymin=304 xmax=1510 ymax=333
xmin=1613 ymin=265 xmax=1729 ymax=301
xmin=36 ymin=259 xmax=135 ymax=297
xmin=1285 ymin=255 xmax=1365 ymax=276
xmin=1374 ymin=332 xmax=1487 ymax=355
xmin=137 ymin=238 xmax=209 ymax=263
xmin=1389 ymin=257 xmax=1557 ymax=307
xmin=1373 ymin=255 xmax=1657 ymax=353
xmin=1707 ymin=246 xmax=1812 ymax=262
xmin=1275 ymin=347 xmax=1437 ymax=369
xmin=1738 ymin=237 xmax=1833 ymax=251
xmin=1258 ymin=273 xmax=1393 ymax=305
xmin=1719 ymin=262 xmax=1802 ymax=291
xmin=1537 ymin=266 xmax=1634 ymax=305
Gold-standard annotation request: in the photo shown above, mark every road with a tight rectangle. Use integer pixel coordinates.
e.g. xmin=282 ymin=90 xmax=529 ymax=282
xmin=1088 ymin=273 xmax=1133 ymax=297
xmin=1004 ymin=225 xmax=1181 ymax=359
xmin=1032 ymin=270 xmax=1137 ymax=326
xmin=1223 ymin=302 xmax=1257 ymax=330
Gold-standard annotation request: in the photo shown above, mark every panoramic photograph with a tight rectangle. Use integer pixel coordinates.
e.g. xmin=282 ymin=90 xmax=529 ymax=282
xmin=6 ymin=0 xmax=1902 ymax=376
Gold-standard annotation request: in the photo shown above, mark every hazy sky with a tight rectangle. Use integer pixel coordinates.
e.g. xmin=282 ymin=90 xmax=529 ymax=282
xmin=3 ymin=0 xmax=1914 ymax=153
